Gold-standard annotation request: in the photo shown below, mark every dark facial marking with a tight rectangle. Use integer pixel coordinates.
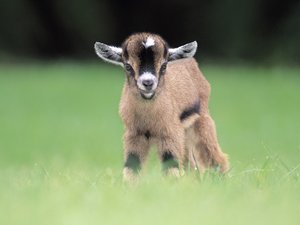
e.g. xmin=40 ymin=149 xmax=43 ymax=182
xmin=180 ymin=100 xmax=200 ymax=121
xmin=162 ymin=151 xmax=179 ymax=170
xmin=124 ymin=153 xmax=141 ymax=172
xmin=138 ymin=45 xmax=155 ymax=75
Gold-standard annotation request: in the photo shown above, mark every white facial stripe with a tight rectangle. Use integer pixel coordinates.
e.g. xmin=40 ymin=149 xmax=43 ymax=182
xmin=143 ymin=37 xmax=155 ymax=48
xmin=137 ymin=72 xmax=158 ymax=91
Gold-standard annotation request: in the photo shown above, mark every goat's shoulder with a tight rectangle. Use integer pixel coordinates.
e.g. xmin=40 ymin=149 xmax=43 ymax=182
xmin=168 ymin=58 xmax=198 ymax=70
xmin=167 ymin=57 xmax=208 ymax=87
xmin=167 ymin=58 xmax=204 ymax=80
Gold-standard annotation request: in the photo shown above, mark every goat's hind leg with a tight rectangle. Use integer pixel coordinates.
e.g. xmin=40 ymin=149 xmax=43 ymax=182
xmin=185 ymin=126 xmax=206 ymax=173
xmin=194 ymin=114 xmax=229 ymax=173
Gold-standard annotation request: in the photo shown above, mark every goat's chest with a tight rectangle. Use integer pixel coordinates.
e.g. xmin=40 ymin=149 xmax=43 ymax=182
xmin=121 ymin=99 xmax=176 ymax=135
xmin=135 ymin=105 xmax=171 ymax=129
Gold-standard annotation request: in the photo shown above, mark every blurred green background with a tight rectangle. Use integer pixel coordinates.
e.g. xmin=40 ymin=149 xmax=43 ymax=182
xmin=0 ymin=1 xmax=300 ymax=225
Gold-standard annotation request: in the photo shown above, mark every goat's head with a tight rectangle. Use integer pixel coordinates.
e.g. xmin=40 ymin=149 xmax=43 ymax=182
xmin=95 ymin=33 xmax=197 ymax=99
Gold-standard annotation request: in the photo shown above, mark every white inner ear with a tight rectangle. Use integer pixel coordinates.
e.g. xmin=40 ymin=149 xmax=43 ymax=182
xmin=143 ymin=37 xmax=155 ymax=48
xmin=110 ymin=46 xmax=122 ymax=54
xmin=94 ymin=42 xmax=123 ymax=66
xmin=168 ymin=41 xmax=198 ymax=61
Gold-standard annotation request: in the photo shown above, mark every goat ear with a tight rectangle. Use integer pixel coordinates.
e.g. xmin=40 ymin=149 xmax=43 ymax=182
xmin=94 ymin=42 xmax=123 ymax=66
xmin=168 ymin=41 xmax=197 ymax=61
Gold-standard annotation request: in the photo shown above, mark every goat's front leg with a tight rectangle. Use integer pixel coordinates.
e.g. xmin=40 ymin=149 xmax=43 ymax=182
xmin=123 ymin=130 xmax=150 ymax=182
xmin=157 ymin=130 xmax=185 ymax=177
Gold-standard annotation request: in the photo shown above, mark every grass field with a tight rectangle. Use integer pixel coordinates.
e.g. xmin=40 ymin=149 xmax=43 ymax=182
xmin=0 ymin=62 xmax=299 ymax=225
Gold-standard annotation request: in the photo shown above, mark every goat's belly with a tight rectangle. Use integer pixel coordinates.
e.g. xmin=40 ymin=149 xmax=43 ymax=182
xmin=134 ymin=119 xmax=168 ymax=137
xmin=133 ymin=116 xmax=200 ymax=142
xmin=133 ymin=115 xmax=175 ymax=139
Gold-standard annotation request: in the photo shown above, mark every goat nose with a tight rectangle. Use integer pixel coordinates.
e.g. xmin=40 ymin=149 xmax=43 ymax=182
xmin=142 ymin=79 xmax=154 ymax=89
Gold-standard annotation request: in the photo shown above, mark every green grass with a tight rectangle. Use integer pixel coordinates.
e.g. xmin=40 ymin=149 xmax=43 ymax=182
xmin=0 ymin=62 xmax=299 ymax=225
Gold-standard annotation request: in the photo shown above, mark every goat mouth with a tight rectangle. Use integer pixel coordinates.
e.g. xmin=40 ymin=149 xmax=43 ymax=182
xmin=140 ymin=90 xmax=155 ymax=100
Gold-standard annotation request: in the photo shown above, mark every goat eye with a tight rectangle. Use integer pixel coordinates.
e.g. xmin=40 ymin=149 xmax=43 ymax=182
xmin=160 ymin=62 xmax=167 ymax=73
xmin=124 ymin=63 xmax=132 ymax=71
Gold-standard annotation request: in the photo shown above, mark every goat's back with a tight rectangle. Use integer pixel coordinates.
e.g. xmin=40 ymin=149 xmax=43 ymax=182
xmin=164 ymin=58 xmax=210 ymax=114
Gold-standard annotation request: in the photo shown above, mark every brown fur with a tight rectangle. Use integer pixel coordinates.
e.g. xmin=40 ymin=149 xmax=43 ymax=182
xmin=95 ymin=32 xmax=229 ymax=180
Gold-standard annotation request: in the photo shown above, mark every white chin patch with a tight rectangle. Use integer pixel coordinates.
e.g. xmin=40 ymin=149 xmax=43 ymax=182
xmin=143 ymin=37 xmax=155 ymax=48
xmin=142 ymin=92 xmax=154 ymax=99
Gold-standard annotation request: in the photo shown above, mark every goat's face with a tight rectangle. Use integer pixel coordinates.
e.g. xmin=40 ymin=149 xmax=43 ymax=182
xmin=95 ymin=33 xmax=197 ymax=100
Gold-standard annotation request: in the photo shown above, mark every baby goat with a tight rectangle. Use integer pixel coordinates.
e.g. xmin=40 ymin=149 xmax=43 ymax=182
xmin=95 ymin=33 xmax=229 ymax=180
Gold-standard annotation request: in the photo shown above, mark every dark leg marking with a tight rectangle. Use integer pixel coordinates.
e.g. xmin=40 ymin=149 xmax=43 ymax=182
xmin=179 ymin=100 xmax=200 ymax=121
xmin=124 ymin=153 xmax=141 ymax=172
xmin=144 ymin=130 xmax=151 ymax=140
xmin=162 ymin=151 xmax=179 ymax=171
